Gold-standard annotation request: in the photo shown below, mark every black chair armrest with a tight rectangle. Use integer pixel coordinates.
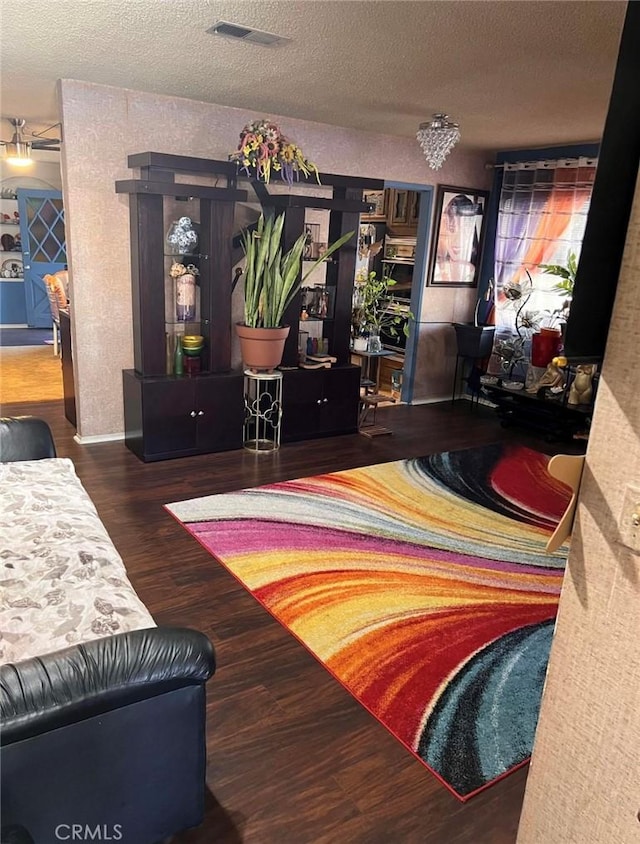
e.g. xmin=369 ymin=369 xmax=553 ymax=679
xmin=0 ymin=627 xmax=215 ymax=745
xmin=0 ymin=826 xmax=35 ymax=844
xmin=0 ymin=416 xmax=57 ymax=462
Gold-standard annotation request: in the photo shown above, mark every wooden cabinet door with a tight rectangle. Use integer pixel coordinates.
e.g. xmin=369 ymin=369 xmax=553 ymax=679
xmin=318 ymin=366 xmax=360 ymax=435
xmin=142 ymin=378 xmax=198 ymax=456
xmin=195 ymin=373 xmax=244 ymax=453
xmin=408 ymin=191 xmax=421 ymax=227
xmin=281 ymin=370 xmax=323 ymax=441
xmin=387 ymin=189 xmax=410 ymax=227
xmin=283 ymin=366 xmax=360 ymax=440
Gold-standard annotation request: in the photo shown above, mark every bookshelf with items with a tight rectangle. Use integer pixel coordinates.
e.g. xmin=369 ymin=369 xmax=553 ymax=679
xmin=117 ymin=153 xmax=382 ymax=458
xmin=267 ymin=182 xmax=380 ymax=442
xmin=117 ymin=154 xmax=249 ymax=461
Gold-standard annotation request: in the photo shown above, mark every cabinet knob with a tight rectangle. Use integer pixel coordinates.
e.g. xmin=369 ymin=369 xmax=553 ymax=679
xmin=190 ymin=410 xmax=196 ymax=417
xmin=316 ymin=399 xmax=322 ymax=404
xmin=323 ymin=397 xmax=328 ymax=403
xmin=197 ymin=410 xmax=204 ymax=416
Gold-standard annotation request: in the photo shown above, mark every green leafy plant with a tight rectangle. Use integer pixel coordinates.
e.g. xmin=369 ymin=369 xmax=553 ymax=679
xmin=241 ymin=213 xmax=354 ymax=328
xmin=353 ymin=266 xmax=414 ymax=337
xmin=539 ymin=250 xmax=578 ymax=296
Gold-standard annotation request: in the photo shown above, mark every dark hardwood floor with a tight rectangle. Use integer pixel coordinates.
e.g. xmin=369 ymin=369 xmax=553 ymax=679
xmin=3 ymin=396 xmax=560 ymax=843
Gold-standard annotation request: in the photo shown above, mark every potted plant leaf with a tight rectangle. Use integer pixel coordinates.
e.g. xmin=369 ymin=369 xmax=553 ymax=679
xmin=352 ymin=265 xmax=413 ymax=352
xmin=539 ymin=249 xmax=577 ymax=327
xmin=236 ymin=212 xmax=354 ymax=370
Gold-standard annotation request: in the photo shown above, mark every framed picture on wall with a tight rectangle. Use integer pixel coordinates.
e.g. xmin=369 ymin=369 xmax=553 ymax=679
xmin=428 ymin=185 xmax=489 ymax=287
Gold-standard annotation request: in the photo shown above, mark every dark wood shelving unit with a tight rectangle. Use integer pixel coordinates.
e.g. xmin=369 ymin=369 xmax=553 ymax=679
xmin=116 ymin=155 xmax=248 ymax=461
xmin=117 ymin=152 xmax=383 ymax=461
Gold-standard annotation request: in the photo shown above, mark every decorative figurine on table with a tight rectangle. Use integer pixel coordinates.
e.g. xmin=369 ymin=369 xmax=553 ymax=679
xmin=526 ymin=356 xmax=566 ymax=394
xmin=568 ymin=364 xmax=597 ymax=405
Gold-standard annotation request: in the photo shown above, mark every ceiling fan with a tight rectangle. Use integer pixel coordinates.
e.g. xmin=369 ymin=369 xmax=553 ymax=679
xmin=1 ymin=118 xmax=61 ymax=166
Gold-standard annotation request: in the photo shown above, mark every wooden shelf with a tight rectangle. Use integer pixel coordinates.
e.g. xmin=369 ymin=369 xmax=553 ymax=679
xmin=483 ymin=382 xmax=593 ymax=443
xmin=119 ymin=152 xmax=365 ymax=460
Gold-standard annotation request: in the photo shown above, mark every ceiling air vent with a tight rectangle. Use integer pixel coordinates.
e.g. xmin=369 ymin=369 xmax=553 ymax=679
xmin=206 ymin=20 xmax=290 ymax=47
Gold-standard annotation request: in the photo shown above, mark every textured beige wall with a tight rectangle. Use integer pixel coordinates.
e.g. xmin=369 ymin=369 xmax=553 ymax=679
xmin=517 ymin=172 xmax=640 ymax=841
xmin=58 ymin=79 xmax=490 ymax=437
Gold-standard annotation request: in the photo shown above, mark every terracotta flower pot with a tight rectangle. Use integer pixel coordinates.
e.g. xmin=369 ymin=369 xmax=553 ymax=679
xmin=235 ymin=323 xmax=290 ymax=372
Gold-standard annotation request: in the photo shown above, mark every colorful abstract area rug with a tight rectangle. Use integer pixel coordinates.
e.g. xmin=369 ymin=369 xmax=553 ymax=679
xmin=166 ymin=443 xmax=570 ymax=800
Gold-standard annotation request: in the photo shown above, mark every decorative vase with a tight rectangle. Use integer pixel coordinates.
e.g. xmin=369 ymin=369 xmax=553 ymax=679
xmin=531 ymin=327 xmax=562 ymax=368
xmin=235 ymin=324 xmax=290 ymax=372
xmin=173 ymin=336 xmax=184 ymax=375
xmin=176 ymin=273 xmax=197 ymax=321
xmin=165 ymin=332 xmax=177 ymax=374
xmin=166 ymin=217 xmax=198 ymax=255
xmin=182 ymin=334 xmax=204 ymax=356
xmin=353 ymin=329 xmax=368 ymax=352
xmin=367 ymin=326 xmax=382 ymax=353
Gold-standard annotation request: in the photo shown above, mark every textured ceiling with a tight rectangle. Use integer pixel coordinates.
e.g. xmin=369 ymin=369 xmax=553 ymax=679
xmin=0 ymin=0 xmax=627 ymax=152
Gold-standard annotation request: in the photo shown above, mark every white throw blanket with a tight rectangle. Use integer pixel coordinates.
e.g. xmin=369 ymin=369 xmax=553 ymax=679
xmin=0 ymin=458 xmax=155 ymax=665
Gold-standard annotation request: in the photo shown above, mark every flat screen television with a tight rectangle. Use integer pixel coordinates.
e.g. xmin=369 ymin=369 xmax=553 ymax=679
xmin=563 ymin=2 xmax=640 ymax=362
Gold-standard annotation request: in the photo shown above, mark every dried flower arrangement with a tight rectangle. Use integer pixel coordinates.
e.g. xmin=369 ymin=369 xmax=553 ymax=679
xmin=169 ymin=262 xmax=199 ymax=279
xmin=229 ymin=119 xmax=320 ymax=186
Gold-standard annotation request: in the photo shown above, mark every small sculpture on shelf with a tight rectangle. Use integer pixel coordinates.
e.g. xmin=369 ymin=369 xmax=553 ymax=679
xmin=568 ymin=364 xmax=597 ymax=405
xmin=526 ymin=356 xmax=566 ymax=394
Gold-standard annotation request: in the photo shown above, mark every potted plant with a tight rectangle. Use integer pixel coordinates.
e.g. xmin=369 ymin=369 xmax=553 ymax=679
xmin=539 ymin=249 xmax=577 ymax=297
xmin=236 ymin=212 xmax=354 ymax=371
xmin=352 ymin=265 xmax=413 ymax=352
xmin=539 ymin=249 xmax=577 ymax=327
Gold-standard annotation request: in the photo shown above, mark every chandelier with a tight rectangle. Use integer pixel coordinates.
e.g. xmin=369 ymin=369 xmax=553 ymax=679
xmin=416 ymin=113 xmax=461 ymax=170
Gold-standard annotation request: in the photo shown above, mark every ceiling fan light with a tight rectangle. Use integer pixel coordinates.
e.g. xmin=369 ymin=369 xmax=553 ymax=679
xmin=5 ymin=138 xmax=33 ymax=166
xmin=416 ymin=113 xmax=461 ymax=170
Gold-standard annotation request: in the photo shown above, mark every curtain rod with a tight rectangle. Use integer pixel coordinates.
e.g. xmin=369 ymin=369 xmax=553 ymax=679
xmin=485 ymin=157 xmax=597 ymax=170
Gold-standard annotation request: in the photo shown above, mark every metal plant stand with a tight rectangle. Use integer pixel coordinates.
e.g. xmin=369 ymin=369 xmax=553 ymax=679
xmin=243 ymin=370 xmax=283 ymax=452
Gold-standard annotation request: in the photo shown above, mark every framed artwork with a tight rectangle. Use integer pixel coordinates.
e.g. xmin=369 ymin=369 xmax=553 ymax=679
xmin=302 ymin=222 xmax=321 ymax=259
xmin=362 ymin=190 xmax=386 ymax=220
xmin=428 ymin=185 xmax=489 ymax=287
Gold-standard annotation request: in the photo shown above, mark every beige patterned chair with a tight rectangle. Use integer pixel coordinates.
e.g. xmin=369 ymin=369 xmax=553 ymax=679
xmin=43 ymin=273 xmax=67 ymax=356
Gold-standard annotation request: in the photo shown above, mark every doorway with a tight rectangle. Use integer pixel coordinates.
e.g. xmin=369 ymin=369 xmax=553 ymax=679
xmin=360 ymin=182 xmax=433 ymax=404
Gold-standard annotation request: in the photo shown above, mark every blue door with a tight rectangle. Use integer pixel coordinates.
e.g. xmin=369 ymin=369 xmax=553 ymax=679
xmin=17 ymin=189 xmax=67 ymax=328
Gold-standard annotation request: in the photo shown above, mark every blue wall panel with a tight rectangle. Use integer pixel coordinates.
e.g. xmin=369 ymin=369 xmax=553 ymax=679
xmin=0 ymin=281 xmax=27 ymax=324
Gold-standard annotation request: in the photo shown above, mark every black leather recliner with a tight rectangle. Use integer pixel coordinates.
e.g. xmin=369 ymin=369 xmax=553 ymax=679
xmin=1 ymin=628 xmax=216 ymax=843
xmin=0 ymin=415 xmax=57 ymax=462
xmin=0 ymin=418 xmax=217 ymax=842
